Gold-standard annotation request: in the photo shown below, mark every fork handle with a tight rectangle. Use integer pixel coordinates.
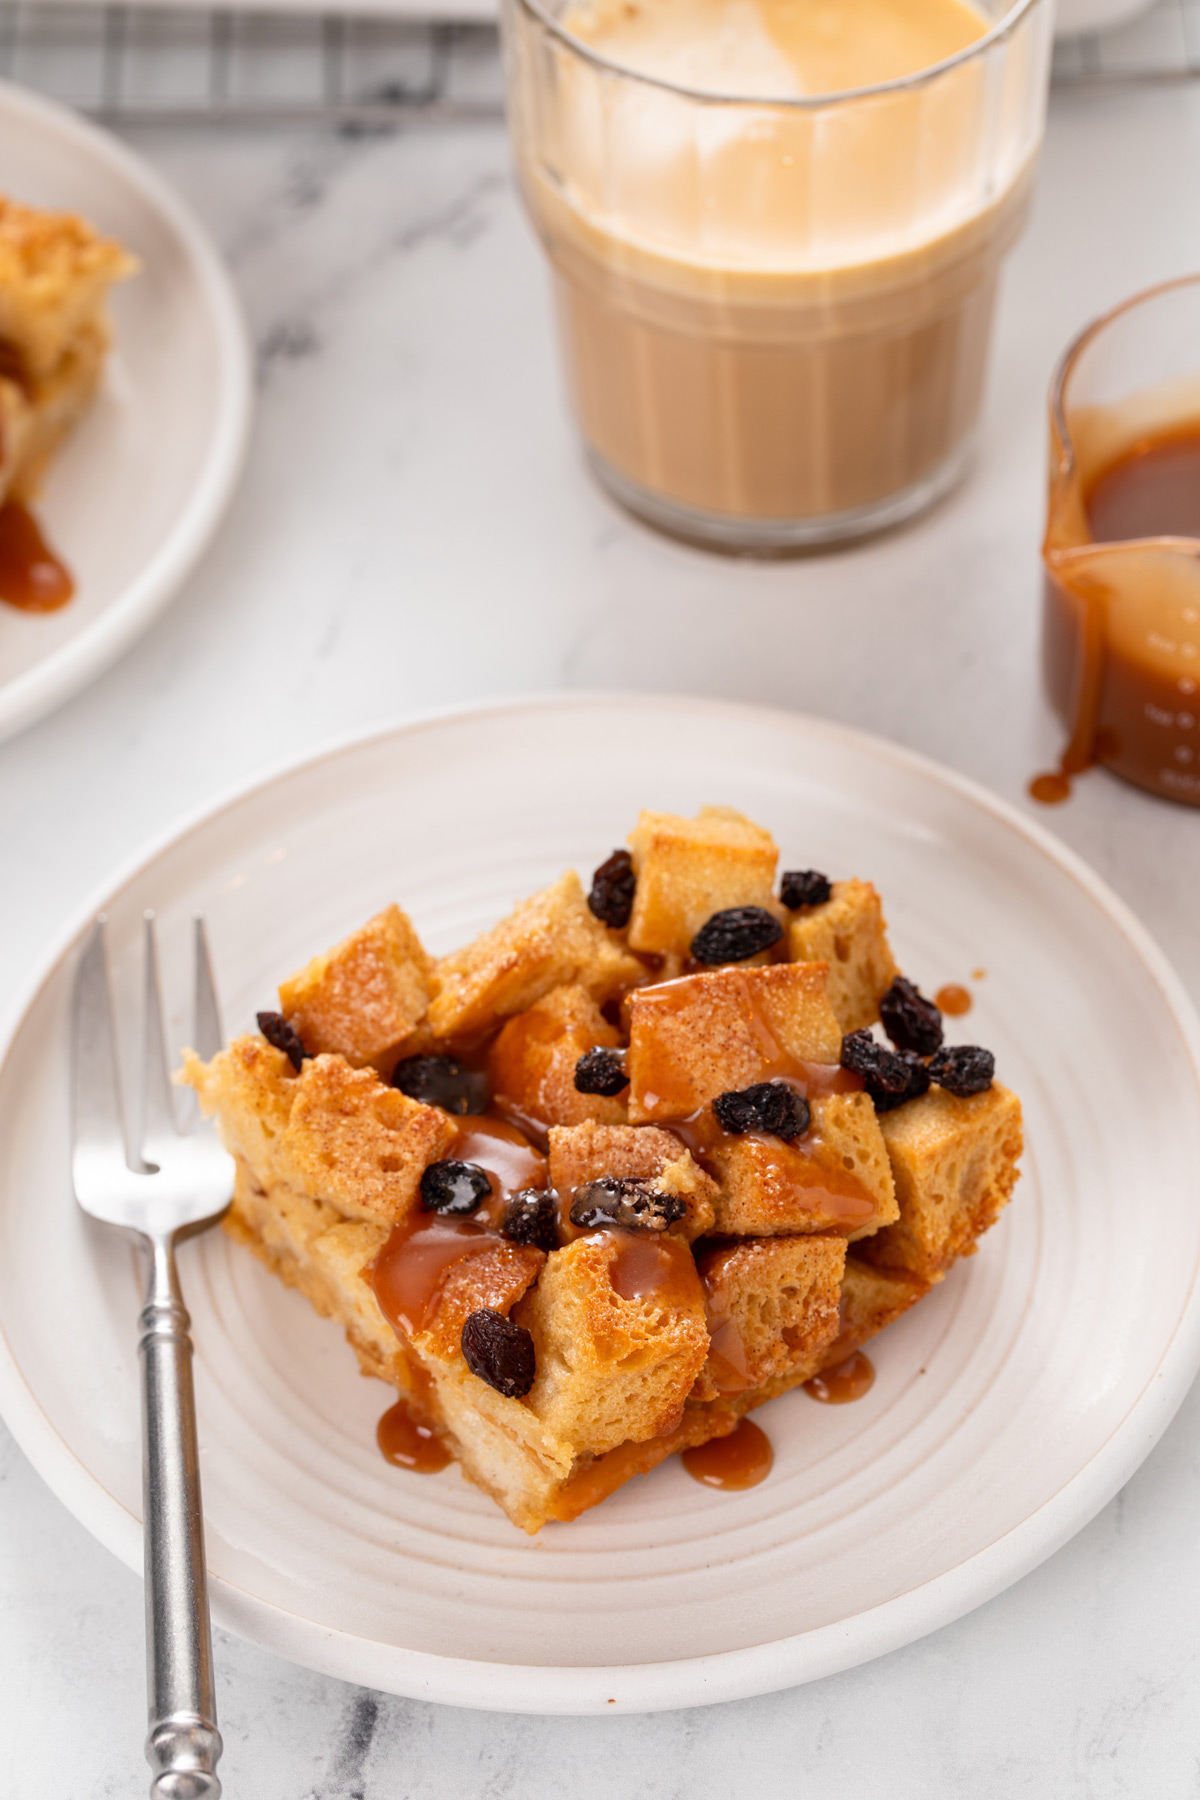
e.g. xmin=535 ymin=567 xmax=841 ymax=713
xmin=139 ymin=1234 xmax=223 ymax=1800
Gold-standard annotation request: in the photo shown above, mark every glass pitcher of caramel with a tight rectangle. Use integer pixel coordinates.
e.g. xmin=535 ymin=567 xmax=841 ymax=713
xmin=1041 ymin=275 xmax=1200 ymax=806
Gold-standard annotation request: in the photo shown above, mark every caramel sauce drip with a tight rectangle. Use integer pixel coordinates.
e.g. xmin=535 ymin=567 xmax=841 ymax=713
xmin=682 ymin=1418 xmax=774 ymax=1490
xmin=0 ymin=501 xmax=74 ymax=612
xmin=1038 ymin=423 xmax=1200 ymax=805
xmin=608 ymin=1229 xmax=703 ymax=1305
xmin=934 ymin=983 xmax=972 ymax=1017
xmin=370 ymin=1113 xmax=545 ymax=1336
xmin=377 ymin=1397 xmax=452 ymax=1473
xmin=804 ymin=1349 xmax=876 ymax=1404
xmin=370 ymin=1212 xmax=504 ymax=1339
xmin=451 ymin=1112 xmax=548 ymax=1224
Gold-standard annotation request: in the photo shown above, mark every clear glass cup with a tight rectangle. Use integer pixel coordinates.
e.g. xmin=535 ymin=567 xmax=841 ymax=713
xmin=1041 ymin=275 xmax=1200 ymax=807
xmin=502 ymin=0 xmax=1053 ymax=552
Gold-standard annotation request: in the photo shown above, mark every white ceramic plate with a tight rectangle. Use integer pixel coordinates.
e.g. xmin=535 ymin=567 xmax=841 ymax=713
xmin=0 ymin=82 xmax=251 ymax=744
xmin=2 ymin=695 xmax=1200 ymax=1714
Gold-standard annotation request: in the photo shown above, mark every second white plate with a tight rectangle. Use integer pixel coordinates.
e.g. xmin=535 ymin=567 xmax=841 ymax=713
xmin=0 ymin=81 xmax=251 ymax=744
xmin=2 ymin=695 xmax=1199 ymax=1712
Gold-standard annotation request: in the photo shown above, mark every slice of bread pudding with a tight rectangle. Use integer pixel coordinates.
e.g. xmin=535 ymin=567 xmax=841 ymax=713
xmin=181 ymin=806 xmax=1023 ymax=1533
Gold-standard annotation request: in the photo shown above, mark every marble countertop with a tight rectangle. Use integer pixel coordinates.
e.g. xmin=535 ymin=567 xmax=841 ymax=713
xmin=4 ymin=72 xmax=1200 ymax=1800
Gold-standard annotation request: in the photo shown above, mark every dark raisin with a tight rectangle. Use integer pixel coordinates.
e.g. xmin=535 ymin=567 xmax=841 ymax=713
xmin=588 ymin=849 xmax=637 ymax=930
xmin=840 ymin=1028 xmax=914 ymax=1104
xmin=461 ymin=1308 xmax=536 ymax=1398
xmin=690 ymin=906 xmax=783 ymax=965
xmin=574 ymin=1047 xmax=629 ymax=1097
xmin=419 ymin=1159 xmax=492 ymax=1215
xmin=712 ymin=1080 xmax=811 ymax=1142
xmin=870 ymin=1052 xmax=932 ymax=1114
xmin=780 ymin=870 xmax=832 ymax=910
xmin=257 ymin=1010 xmax=309 ymax=1072
xmin=392 ymin=1054 xmax=488 ymax=1116
xmin=879 ymin=976 xmax=944 ymax=1056
xmin=928 ymin=1045 xmax=995 ymax=1097
xmin=501 ymin=1189 xmax=559 ymax=1252
xmin=569 ymin=1177 xmax=687 ymax=1234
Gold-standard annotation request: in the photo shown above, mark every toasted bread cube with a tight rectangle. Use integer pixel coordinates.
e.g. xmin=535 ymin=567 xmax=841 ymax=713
xmin=626 ymin=808 xmax=779 ymax=959
xmin=429 ymin=872 xmax=643 ymax=1043
xmin=695 ymin=1235 xmax=845 ymax=1397
xmin=412 ymin=1242 xmax=546 ymax=1363
xmin=818 ymin=1255 xmax=930 ymax=1367
xmin=278 ymin=904 xmax=433 ymax=1067
xmin=179 ymin=1036 xmax=298 ymax=1180
xmin=548 ymin=1121 xmax=717 ymax=1240
xmin=520 ymin=1233 xmax=709 ymax=1456
xmin=858 ymin=1083 xmax=1023 ymax=1280
xmin=786 ymin=880 xmax=897 ymax=1033
xmin=0 ymin=195 xmax=135 ymax=383
xmin=277 ymin=1054 xmax=455 ymax=1224
xmin=706 ymin=1091 xmax=897 ymax=1239
xmin=488 ymin=985 xmax=627 ymax=1129
xmin=627 ymin=963 xmax=843 ymax=1124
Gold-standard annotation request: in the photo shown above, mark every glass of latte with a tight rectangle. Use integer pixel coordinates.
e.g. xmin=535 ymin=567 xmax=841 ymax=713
xmin=503 ymin=0 xmax=1052 ymax=551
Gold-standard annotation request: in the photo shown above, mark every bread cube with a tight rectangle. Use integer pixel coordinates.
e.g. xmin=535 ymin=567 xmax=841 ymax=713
xmin=429 ymin=872 xmax=643 ymax=1043
xmin=818 ymin=1255 xmax=930 ymax=1367
xmin=412 ymin=1241 xmax=546 ymax=1363
xmin=858 ymin=1083 xmax=1023 ymax=1280
xmin=627 ymin=962 xmax=843 ymax=1124
xmin=278 ymin=904 xmax=433 ymax=1068
xmin=488 ymin=985 xmax=627 ymax=1130
xmin=626 ymin=807 xmax=779 ymax=959
xmin=520 ymin=1233 xmax=709 ymax=1456
xmin=706 ymin=1091 xmax=897 ymax=1239
xmin=695 ymin=1234 xmax=846 ymax=1398
xmin=786 ymin=879 xmax=897 ymax=1033
xmin=277 ymin=1054 xmax=456 ymax=1224
xmin=0 ymin=195 xmax=135 ymax=384
xmin=179 ymin=1036 xmax=297 ymax=1180
xmin=548 ymin=1121 xmax=717 ymax=1240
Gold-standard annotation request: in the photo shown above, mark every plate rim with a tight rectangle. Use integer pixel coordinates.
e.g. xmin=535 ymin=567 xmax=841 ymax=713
xmin=3 ymin=690 xmax=1200 ymax=1713
xmin=0 ymin=78 xmax=253 ymax=745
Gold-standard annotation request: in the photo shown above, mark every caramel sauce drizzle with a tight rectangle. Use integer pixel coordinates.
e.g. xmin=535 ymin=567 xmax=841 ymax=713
xmin=0 ymin=501 xmax=73 ymax=612
xmin=934 ymin=983 xmax=972 ymax=1017
xmin=681 ymin=1418 xmax=774 ymax=1490
xmin=377 ymin=1397 xmax=452 ymax=1473
xmin=608 ymin=1229 xmax=704 ymax=1306
xmin=804 ymin=1349 xmax=875 ymax=1404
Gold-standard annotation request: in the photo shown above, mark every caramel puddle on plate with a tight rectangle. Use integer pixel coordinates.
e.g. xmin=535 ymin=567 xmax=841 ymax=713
xmin=935 ymin=983 xmax=972 ymax=1017
xmin=803 ymin=1350 xmax=876 ymax=1404
xmin=0 ymin=500 xmax=73 ymax=611
xmin=377 ymin=1398 xmax=452 ymax=1473
xmin=682 ymin=1417 xmax=774 ymax=1490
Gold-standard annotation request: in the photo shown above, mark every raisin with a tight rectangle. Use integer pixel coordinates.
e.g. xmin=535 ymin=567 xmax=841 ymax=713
xmin=780 ymin=870 xmax=832 ymax=910
xmin=257 ymin=1010 xmax=309 ymax=1072
xmin=879 ymin=976 xmax=944 ymax=1056
xmin=712 ymin=1080 xmax=811 ymax=1142
xmin=392 ymin=1054 xmax=488 ymax=1116
xmin=419 ymin=1159 xmax=492 ymax=1215
xmin=840 ymin=1028 xmax=914 ymax=1104
xmin=690 ymin=906 xmax=783 ymax=965
xmin=461 ymin=1308 xmax=536 ymax=1398
xmin=588 ymin=849 xmax=637 ymax=929
xmin=928 ymin=1045 xmax=995 ymax=1097
xmin=871 ymin=1052 xmax=932 ymax=1114
xmin=569 ymin=1177 xmax=686 ymax=1234
xmin=501 ymin=1188 xmax=559 ymax=1252
xmin=574 ymin=1047 xmax=629 ymax=1097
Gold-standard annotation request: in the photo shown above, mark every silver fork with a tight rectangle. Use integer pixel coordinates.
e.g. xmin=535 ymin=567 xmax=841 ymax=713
xmin=71 ymin=912 xmax=233 ymax=1800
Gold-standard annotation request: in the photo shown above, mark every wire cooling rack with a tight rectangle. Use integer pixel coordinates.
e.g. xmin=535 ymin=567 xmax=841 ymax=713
xmin=0 ymin=0 xmax=1196 ymax=127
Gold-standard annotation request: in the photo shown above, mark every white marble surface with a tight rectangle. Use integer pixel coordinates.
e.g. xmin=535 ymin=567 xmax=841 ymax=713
xmin=4 ymin=76 xmax=1200 ymax=1799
